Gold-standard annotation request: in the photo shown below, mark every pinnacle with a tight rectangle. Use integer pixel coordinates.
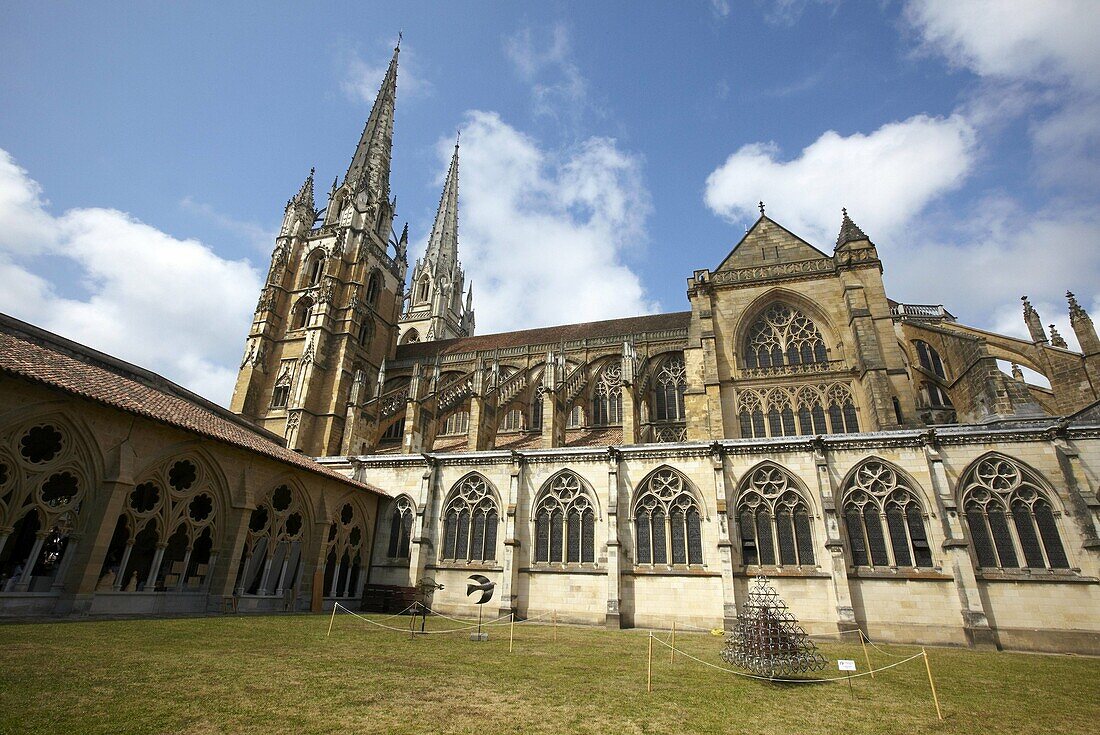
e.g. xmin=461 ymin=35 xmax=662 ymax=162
xmin=835 ymin=207 xmax=869 ymax=248
xmin=1068 ymin=290 xmax=1088 ymax=319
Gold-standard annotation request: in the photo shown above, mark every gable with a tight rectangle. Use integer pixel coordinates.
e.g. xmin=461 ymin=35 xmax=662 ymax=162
xmin=716 ymin=217 xmax=830 ymax=272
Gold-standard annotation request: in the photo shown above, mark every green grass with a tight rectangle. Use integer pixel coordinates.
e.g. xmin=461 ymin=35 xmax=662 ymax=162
xmin=0 ymin=611 xmax=1097 ymax=734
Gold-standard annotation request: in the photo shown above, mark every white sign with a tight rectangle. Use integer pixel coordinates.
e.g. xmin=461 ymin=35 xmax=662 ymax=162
xmin=837 ymin=659 xmax=857 ymax=671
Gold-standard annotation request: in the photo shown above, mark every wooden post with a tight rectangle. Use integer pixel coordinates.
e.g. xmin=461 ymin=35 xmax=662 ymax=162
xmin=647 ymin=634 xmax=653 ymax=693
xmin=670 ymin=621 xmax=676 ymax=664
xmin=922 ymin=648 xmax=943 ymax=721
xmin=859 ymin=629 xmax=874 ymax=679
xmin=327 ymin=601 xmax=339 ymax=638
xmin=509 ymin=612 xmax=515 ymax=653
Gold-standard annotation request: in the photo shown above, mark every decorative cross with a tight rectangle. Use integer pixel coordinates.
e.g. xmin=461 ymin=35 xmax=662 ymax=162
xmin=758 ymin=201 xmax=766 ymax=216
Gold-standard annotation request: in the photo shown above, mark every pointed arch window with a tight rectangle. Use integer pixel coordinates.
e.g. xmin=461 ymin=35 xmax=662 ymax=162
xmin=305 ymin=252 xmax=325 ymax=286
xmin=234 ymin=484 xmax=306 ymax=596
xmin=633 ymin=470 xmax=703 ymax=566
xmin=441 ymin=410 xmax=469 ymax=436
xmin=322 ymin=502 xmax=368 ymax=598
xmin=842 ymin=461 xmax=932 ymax=569
xmin=387 ymin=496 xmax=414 ymax=559
xmin=961 ymin=457 xmax=1069 ymax=572
xmin=653 ymin=355 xmax=687 ymax=422
xmin=441 ymin=475 xmax=498 ymax=562
xmin=365 ymin=270 xmax=383 ymax=307
xmin=592 ymin=363 xmax=623 ymax=426
xmin=567 ymin=405 xmax=584 ymax=428
xmin=530 ymin=386 xmax=545 ymax=431
xmin=736 ymin=465 xmax=815 ymax=567
xmin=825 ymin=384 xmax=859 ymax=433
xmin=357 ymin=318 xmax=374 ymax=348
xmin=914 ymin=340 xmax=947 ymax=379
xmin=533 ymin=473 xmax=596 ymax=565
xmin=500 ymin=407 xmax=524 ymax=432
xmin=291 ymin=297 xmax=313 ymax=331
xmin=744 ymin=304 xmax=828 ymax=369
xmin=416 ymin=277 xmax=430 ymax=304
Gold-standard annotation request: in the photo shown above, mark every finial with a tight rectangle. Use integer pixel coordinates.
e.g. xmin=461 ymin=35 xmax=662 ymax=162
xmin=1049 ymin=324 xmax=1068 ymax=348
xmin=758 ymin=201 xmax=765 ymax=216
xmin=842 ymin=207 xmax=848 ymax=218
xmin=1011 ymin=363 xmax=1025 ymax=381
xmin=396 ymin=31 xmax=402 ymax=51
xmin=1067 ymin=290 xmax=1086 ymax=317
xmin=456 ymin=129 xmax=461 ymax=148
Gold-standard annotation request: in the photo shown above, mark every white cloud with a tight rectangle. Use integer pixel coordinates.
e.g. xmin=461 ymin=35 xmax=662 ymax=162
xmin=419 ymin=111 xmax=656 ymax=334
xmin=0 ymin=148 xmax=260 ymax=404
xmin=710 ymin=0 xmax=731 ymax=19
xmin=341 ymin=42 xmax=431 ymax=105
xmin=704 ymin=114 xmax=976 ymax=246
xmin=180 ymin=195 xmax=277 ymax=253
xmin=906 ymin=0 xmax=1100 ymax=90
xmin=504 ymin=24 xmax=591 ymax=128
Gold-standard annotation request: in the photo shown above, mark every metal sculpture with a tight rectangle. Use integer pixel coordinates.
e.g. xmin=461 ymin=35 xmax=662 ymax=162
xmin=466 ymin=574 xmax=495 ymax=640
xmin=411 ymin=577 xmax=444 ymax=634
xmin=721 ymin=574 xmax=826 ymax=678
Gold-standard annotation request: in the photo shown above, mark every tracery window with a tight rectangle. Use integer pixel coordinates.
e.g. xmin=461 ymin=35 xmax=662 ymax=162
xmin=914 ymin=340 xmax=947 ymax=379
xmin=653 ymin=356 xmax=686 ymax=422
xmin=744 ymin=304 xmax=828 ymax=369
xmin=633 ymin=469 xmax=703 ymax=566
xmin=961 ymin=457 xmax=1070 ymax=571
xmin=592 ymin=363 xmax=623 ymax=426
xmin=500 ymin=407 xmax=524 ymax=432
xmin=441 ymin=475 xmax=498 ymax=562
xmin=97 ymin=457 xmax=219 ymax=593
xmin=738 ymin=384 xmax=858 ymax=438
xmin=441 ymin=410 xmax=469 ymax=436
xmin=533 ymin=473 xmax=596 ymax=564
xmin=416 ymin=277 xmax=430 ymax=303
xmin=387 ymin=496 xmax=414 ymax=559
xmin=567 ymin=405 xmax=584 ymax=428
xmin=1 ymin=422 xmax=89 ymax=594
xmin=736 ymin=465 xmax=815 ymax=567
xmin=365 ymin=270 xmax=383 ymax=306
xmin=841 ymin=461 xmax=932 ymax=569
xmin=234 ymin=484 xmax=306 ymax=596
xmin=322 ymin=502 xmax=368 ymax=598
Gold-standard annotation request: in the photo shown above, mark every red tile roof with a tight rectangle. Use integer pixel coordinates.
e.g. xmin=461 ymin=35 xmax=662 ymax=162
xmin=0 ymin=313 xmax=382 ymax=495
xmin=397 ymin=311 xmax=691 ymax=360
xmin=566 ymin=427 xmax=623 ymax=447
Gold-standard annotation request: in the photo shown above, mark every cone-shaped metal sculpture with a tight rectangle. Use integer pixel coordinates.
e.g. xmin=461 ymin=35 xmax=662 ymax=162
xmin=722 ymin=574 xmax=826 ymax=677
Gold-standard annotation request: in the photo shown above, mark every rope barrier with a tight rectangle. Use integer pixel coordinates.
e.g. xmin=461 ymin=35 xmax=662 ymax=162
xmin=329 ymin=603 xmax=555 ymax=635
xmin=647 ymin=633 xmax=926 ymax=684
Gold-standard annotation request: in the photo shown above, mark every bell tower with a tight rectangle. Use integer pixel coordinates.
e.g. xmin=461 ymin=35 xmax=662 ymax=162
xmin=231 ymin=42 xmax=408 ymax=456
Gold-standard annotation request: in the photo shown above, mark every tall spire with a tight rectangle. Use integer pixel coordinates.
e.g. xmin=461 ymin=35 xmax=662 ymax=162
xmin=343 ymin=42 xmax=399 ymax=200
xmin=425 ymin=138 xmax=461 ymax=274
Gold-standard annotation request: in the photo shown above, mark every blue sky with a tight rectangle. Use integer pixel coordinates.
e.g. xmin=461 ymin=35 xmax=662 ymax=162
xmin=1 ymin=1 xmax=1098 ymax=403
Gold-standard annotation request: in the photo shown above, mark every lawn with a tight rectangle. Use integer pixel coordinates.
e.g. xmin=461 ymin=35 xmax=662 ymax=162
xmin=0 ymin=610 xmax=1097 ymax=735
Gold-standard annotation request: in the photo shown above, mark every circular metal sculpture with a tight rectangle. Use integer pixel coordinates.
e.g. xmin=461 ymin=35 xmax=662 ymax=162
xmin=721 ymin=574 xmax=826 ymax=677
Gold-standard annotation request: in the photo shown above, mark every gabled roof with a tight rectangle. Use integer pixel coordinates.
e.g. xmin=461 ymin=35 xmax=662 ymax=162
xmin=715 ymin=215 xmax=830 ymax=272
xmin=397 ymin=311 xmax=691 ymax=360
xmin=0 ymin=313 xmax=382 ymax=495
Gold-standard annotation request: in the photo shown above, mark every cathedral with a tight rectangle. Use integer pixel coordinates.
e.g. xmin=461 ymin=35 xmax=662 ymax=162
xmin=1 ymin=44 xmax=1098 ymax=654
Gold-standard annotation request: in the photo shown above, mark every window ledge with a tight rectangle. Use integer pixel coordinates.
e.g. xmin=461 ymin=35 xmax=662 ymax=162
xmin=520 ymin=566 xmax=606 ymax=576
xmin=737 ymin=566 xmax=830 ymax=579
xmin=848 ymin=568 xmax=953 ymax=581
xmin=373 ymin=560 xmax=410 ymax=569
xmin=630 ymin=567 xmax=720 ymax=577
xmin=427 ymin=562 xmax=503 ymax=573
xmin=976 ymin=570 xmax=1095 ymax=584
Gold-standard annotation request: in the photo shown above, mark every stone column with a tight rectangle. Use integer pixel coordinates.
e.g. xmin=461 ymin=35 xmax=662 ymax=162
xmin=15 ymin=534 xmax=47 ymax=591
xmin=207 ymin=501 xmax=256 ymax=611
xmin=604 ymin=448 xmax=623 ymax=628
xmin=56 ymin=440 xmax=136 ymax=614
xmin=497 ymin=452 xmax=524 ymax=618
xmin=709 ymin=444 xmax=738 ymax=629
xmin=923 ymin=437 xmax=997 ymax=648
xmin=814 ymin=440 xmax=857 ymax=633
xmin=409 ymin=457 xmax=439 ymax=584
xmin=1053 ymin=435 xmax=1100 ymax=561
